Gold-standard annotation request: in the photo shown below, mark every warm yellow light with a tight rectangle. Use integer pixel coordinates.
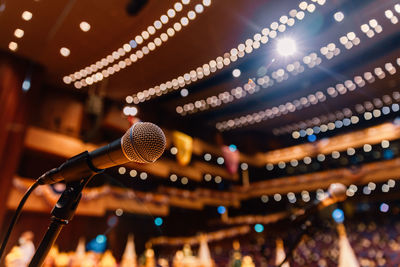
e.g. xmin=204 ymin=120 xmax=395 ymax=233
xmin=79 ymin=21 xmax=91 ymax=32
xmin=60 ymin=47 xmax=70 ymax=57
xmin=14 ymin=29 xmax=24 ymax=38
xmin=22 ymin=11 xmax=33 ymax=21
xmin=9 ymin=42 xmax=18 ymax=51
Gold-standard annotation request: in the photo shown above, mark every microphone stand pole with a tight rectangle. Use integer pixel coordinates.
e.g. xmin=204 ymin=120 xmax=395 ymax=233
xmin=28 ymin=173 xmax=95 ymax=267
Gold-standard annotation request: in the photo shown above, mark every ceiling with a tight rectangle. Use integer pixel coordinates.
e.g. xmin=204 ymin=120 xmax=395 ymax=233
xmin=1 ymin=0 xmax=400 ymax=153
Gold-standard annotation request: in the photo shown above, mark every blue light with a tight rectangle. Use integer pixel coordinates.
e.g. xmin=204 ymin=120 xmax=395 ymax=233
xmin=96 ymin=235 xmax=106 ymax=244
xmin=87 ymin=235 xmax=107 ymax=253
xmin=129 ymin=40 xmax=137 ymax=48
xmin=254 ymin=224 xmax=264 ymax=233
xmin=383 ymin=149 xmax=394 ymax=159
xmin=229 ymin=144 xmax=237 ymax=152
xmin=217 ymin=206 xmax=226 ymax=214
xmin=307 ymin=134 xmax=317 ymax=142
xmin=154 ymin=217 xmax=163 ymax=226
xmin=22 ymin=80 xmax=31 ymax=91
xmin=380 ymin=203 xmax=389 ymax=213
xmin=332 ymin=208 xmax=344 ymax=223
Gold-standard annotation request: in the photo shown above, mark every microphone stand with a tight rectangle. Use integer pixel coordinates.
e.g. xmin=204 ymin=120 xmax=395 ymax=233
xmin=28 ymin=152 xmax=101 ymax=267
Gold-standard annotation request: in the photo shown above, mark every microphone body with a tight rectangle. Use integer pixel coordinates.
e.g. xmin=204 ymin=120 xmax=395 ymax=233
xmin=38 ymin=122 xmax=166 ymax=185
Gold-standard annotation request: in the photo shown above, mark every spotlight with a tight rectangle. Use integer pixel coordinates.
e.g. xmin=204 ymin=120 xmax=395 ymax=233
xmin=276 ymin=38 xmax=297 ymax=56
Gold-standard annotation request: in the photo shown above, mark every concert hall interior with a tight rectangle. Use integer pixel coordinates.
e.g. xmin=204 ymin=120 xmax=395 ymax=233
xmin=1 ymin=0 xmax=400 ymax=266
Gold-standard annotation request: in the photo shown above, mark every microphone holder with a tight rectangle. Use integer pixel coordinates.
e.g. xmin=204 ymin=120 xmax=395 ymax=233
xmin=28 ymin=151 xmax=101 ymax=267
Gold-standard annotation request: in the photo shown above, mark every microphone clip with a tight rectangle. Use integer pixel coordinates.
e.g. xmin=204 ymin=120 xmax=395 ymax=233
xmin=38 ymin=151 xmax=104 ymax=185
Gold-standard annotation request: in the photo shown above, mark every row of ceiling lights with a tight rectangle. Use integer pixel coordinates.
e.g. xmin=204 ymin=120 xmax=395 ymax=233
xmin=66 ymin=0 xmax=212 ymax=88
xmin=176 ymin=51 xmax=322 ymax=115
xmin=118 ymin=167 xmax=148 ymax=180
xmin=215 ymin=57 xmax=399 ymax=131
xmin=265 ymin=139 xmax=392 ymax=171
xmin=176 ymin=11 xmax=391 ymax=116
xmin=173 ymin=136 xmax=394 ymax=180
xmin=122 ymin=145 xmax=231 ymax=184
xmin=180 ymin=5 xmax=399 ymax=118
xmin=288 ymin=103 xmax=396 ymax=139
xmin=65 ymin=0 xmax=190 ymax=81
xmin=121 ymin=145 xmax=396 ymax=191
xmin=170 ymin=146 xmax=227 ymax=166
xmin=272 ymin=90 xmax=400 ymax=137
xmin=126 ymin=0 xmax=325 ymax=105
xmin=119 ymin=164 xmax=226 ymax=185
xmin=260 ymin=179 xmax=396 ymax=204
xmin=8 ymin=11 xmax=33 ymax=52
xmin=177 ymin=38 xmax=355 ymax=116
xmin=289 ymin=102 xmax=398 ymax=139
xmin=173 ymin=145 xmax=250 ymax=173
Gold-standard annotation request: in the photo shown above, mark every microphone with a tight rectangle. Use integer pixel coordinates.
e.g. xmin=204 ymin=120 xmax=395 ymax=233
xmin=38 ymin=122 xmax=166 ymax=185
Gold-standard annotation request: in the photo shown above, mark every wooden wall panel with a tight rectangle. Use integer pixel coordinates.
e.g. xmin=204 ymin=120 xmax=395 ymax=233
xmin=0 ymin=52 xmax=42 ymax=229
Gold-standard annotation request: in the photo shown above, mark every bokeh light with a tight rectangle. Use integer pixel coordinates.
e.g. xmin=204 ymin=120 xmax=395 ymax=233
xmin=332 ymin=208 xmax=344 ymax=223
xmin=217 ymin=206 xmax=226 ymax=214
xmin=154 ymin=217 xmax=163 ymax=226
xmin=276 ymin=38 xmax=297 ymax=56
xmin=254 ymin=224 xmax=264 ymax=233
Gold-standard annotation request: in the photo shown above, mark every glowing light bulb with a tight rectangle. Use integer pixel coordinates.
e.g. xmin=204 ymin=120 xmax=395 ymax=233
xmin=276 ymin=38 xmax=297 ymax=56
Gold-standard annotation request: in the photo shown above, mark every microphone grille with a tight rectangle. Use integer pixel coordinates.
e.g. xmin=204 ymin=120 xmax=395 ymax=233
xmin=122 ymin=122 xmax=166 ymax=163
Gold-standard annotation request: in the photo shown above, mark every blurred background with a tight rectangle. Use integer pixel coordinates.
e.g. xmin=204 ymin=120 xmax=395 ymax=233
xmin=1 ymin=0 xmax=400 ymax=266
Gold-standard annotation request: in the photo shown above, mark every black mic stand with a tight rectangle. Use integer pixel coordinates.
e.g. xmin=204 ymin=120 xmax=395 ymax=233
xmin=28 ymin=152 xmax=102 ymax=267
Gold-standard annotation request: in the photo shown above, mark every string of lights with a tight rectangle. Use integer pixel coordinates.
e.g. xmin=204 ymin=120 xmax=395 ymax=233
xmin=176 ymin=11 xmax=395 ymax=116
xmin=272 ymin=91 xmax=400 ymax=138
xmin=119 ymin=158 xmax=398 ymax=203
xmin=215 ymin=58 xmax=400 ymax=131
xmin=264 ymin=138 xmax=393 ymax=171
xmin=258 ymin=178 xmax=396 ymax=204
xmin=127 ymin=0 xmax=326 ymax=105
xmin=118 ymin=158 xmax=398 ymax=203
xmin=64 ymin=0 xmax=212 ymax=88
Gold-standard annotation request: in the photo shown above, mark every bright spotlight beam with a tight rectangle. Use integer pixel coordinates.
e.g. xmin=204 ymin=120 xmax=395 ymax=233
xmin=276 ymin=38 xmax=297 ymax=56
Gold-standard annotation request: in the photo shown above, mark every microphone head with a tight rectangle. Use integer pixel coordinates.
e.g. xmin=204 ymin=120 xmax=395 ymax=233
xmin=328 ymin=183 xmax=347 ymax=202
xmin=122 ymin=122 xmax=166 ymax=163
